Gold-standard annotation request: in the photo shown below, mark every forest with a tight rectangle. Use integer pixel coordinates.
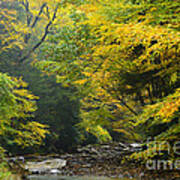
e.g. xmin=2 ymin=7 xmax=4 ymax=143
xmin=0 ymin=0 xmax=179 ymax=179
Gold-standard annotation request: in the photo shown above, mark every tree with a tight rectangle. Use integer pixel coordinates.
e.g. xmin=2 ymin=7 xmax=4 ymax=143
xmin=37 ymin=0 xmax=180 ymax=161
xmin=0 ymin=0 xmax=49 ymax=156
xmin=0 ymin=0 xmax=60 ymax=63
xmin=0 ymin=0 xmax=82 ymax=153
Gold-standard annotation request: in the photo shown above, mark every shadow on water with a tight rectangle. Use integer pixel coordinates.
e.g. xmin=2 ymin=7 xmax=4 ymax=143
xmin=6 ymin=175 xmax=136 ymax=180
xmin=26 ymin=176 xmax=133 ymax=180
xmin=6 ymin=174 xmax=173 ymax=180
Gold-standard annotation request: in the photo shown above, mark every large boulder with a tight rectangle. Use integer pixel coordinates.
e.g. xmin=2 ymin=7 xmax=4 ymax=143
xmin=25 ymin=159 xmax=67 ymax=174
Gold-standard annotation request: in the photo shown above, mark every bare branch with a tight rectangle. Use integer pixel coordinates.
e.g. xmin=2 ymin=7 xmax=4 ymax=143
xmin=46 ymin=6 xmax=50 ymax=19
xmin=20 ymin=0 xmax=32 ymax=26
xmin=20 ymin=1 xmax=47 ymax=43
xmin=19 ymin=5 xmax=59 ymax=63
xmin=31 ymin=3 xmax=47 ymax=28
xmin=117 ymin=96 xmax=138 ymax=116
xmin=105 ymin=87 xmax=138 ymax=116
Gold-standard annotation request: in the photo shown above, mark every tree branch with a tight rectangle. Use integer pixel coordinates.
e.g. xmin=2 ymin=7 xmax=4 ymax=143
xmin=31 ymin=3 xmax=47 ymax=28
xmin=20 ymin=0 xmax=32 ymax=26
xmin=19 ymin=5 xmax=58 ymax=63
xmin=102 ymin=86 xmax=138 ymax=116
xmin=117 ymin=96 xmax=138 ymax=116
xmin=21 ymin=1 xmax=47 ymax=43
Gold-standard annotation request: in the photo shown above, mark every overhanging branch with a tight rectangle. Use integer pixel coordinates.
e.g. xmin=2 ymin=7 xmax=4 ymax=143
xmin=19 ymin=5 xmax=58 ymax=63
xmin=31 ymin=3 xmax=47 ymax=28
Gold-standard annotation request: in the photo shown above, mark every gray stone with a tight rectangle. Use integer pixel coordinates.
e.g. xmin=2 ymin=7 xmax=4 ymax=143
xmin=25 ymin=159 xmax=67 ymax=174
xmin=50 ymin=169 xmax=61 ymax=174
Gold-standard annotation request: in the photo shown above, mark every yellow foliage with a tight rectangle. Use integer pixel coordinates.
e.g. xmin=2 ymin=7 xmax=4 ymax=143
xmin=0 ymin=73 xmax=48 ymax=148
xmin=35 ymin=0 xmax=180 ymax=146
xmin=157 ymin=89 xmax=180 ymax=120
xmin=73 ymin=79 xmax=88 ymax=85
xmin=13 ymin=89 xmax=39 ymax=100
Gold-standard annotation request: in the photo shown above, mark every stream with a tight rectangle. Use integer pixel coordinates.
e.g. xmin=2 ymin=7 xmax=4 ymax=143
xmin=27 ymin=175 xmax=133 ymax=180
xmin=7 ymin=143 xmax=173 ymax=179
xmin=8 ymin=142 xmax=142 ymax=179
xmin=8 ymin=175 xmax=135 ymax=180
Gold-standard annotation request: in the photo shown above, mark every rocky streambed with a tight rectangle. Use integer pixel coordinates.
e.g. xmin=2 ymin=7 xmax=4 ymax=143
xmin=8 ymin=142 xmax=142 ymax=178
xmin=7 ymin=142 xmax=180 ymax=179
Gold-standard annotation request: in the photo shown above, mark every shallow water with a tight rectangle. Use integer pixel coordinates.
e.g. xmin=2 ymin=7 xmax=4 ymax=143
xmin=27 ymin=176 xmax=133 ymax=180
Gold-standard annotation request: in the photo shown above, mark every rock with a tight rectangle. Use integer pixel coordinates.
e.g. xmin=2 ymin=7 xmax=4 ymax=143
xmin=101 ymin=145 xmax=110 ymax=150
xmin=7 ymin=156 xmax=24 ymax=163
xmin=129 ymin=143 xmax=142 ymax=151
xmin=118 ymin=174 xmax=124 ymax=178
xmin=6 ymin=156 xmax=25 ymax=173
xmin=31 ymin=168 xmax=42 ymax=174
xmin=90 ymin=147 xmax=99 ymax=154
xmin=25 ymin=159 xmax=67 ymax=174
xmin=50 ymin=169 xmax=61 ymax=174
xmin=118 ymin=142 xmax=129 ymax=149
xmin=82 ymin=163 xmax=92 ymax=168
xmin=18 ymin=156 xmax=25 ymax=162
xmin=130 ymin=143 xmax=141 ymax=148
xmin=21 ymin=141 xmax=143 ymax=176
